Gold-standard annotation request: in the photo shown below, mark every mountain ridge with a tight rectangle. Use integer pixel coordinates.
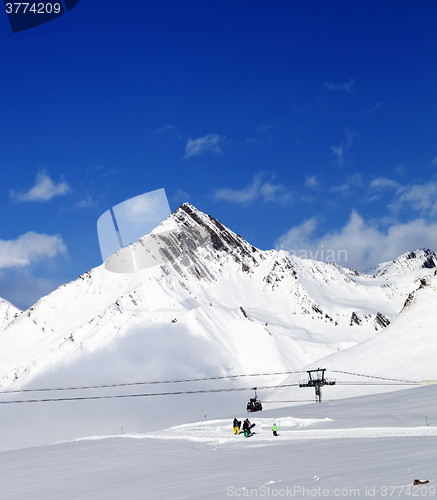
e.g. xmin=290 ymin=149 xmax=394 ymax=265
xmin=0 ymin=203 xmax=436 ymax=392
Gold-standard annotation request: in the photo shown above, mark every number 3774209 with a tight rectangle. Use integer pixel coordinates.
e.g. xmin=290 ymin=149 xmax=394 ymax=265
xmin=5 ymin=3 xmax=62 ymax=14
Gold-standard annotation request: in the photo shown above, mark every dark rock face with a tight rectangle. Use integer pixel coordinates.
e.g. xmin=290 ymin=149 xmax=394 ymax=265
xmin=350 ymin=312 xmax=362 ymax=326
xmin=375 ymin=312 xmax=390 ymax=329
xmin=422 ymin=256 xmax=436 ymax=269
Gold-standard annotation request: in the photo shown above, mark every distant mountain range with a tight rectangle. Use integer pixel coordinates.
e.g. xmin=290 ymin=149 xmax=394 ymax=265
xmin=1 ymin=203 xmax=436 ymax=393
xmin=269 ymin=269 xmax=437 ymax=404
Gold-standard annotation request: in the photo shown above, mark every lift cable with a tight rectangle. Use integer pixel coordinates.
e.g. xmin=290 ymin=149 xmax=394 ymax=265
xmin=0 ymin=382 xmax=419 ymax=405
xmin=335 ymin=382 xmax=419 ymax=386
xmin=330 ymin=370 xmax=420 ymax=385
xmin=0 ymin=370 xmax=421 ymax=396
xmin=0 ymin=383 xmax=302 ymax=404
xmin=0 ymin=370 xmax=308 ymax=395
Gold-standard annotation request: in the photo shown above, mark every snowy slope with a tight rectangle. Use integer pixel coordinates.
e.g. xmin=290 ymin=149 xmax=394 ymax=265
xmin=0 ymin=203 xmax=436 ymax=393
xmin=269 ymin=270 xmax=437 ymax=405
xmin=0 ymin=385 xmax=435 ymax=499
xmin=0 ymin=297 xmax=20 ymax=332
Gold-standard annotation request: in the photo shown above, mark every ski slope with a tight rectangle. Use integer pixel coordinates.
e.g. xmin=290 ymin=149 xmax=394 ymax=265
xmin=0 ymin=385 xmax=435 ymax=500
xmin=0 ymin=204 xmax=436 ymax=453
xmin=269 ymin=271 xmax=437 ymax=405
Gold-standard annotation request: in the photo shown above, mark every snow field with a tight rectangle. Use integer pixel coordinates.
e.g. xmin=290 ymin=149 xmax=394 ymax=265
xmin=0 ymin=385 xmax=435 ymax=500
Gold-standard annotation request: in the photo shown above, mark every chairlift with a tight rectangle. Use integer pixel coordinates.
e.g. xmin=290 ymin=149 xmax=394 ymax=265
xmin=246 ymin=387 xmax=263 ymax=412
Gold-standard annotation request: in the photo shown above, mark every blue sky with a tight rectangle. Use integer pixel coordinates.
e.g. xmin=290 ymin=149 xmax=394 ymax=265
xmin=1 ymin=0 xmax=437 ymax=309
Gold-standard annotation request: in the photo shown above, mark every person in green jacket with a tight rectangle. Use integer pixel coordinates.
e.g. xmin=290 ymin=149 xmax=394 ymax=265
xmin=273 ymin=423 xmax=278 ymax=436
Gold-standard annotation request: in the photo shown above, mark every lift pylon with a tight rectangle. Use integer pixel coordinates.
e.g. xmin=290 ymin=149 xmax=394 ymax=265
xmin=299 ymin=368 xmax=336 ymax=402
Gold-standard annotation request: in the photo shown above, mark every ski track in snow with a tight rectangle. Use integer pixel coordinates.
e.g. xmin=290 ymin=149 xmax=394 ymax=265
xmin=61 ymin=418 xmax=437 ymax=446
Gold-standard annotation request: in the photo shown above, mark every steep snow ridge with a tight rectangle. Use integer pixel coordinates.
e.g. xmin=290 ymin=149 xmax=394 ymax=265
xmin=0 ymin=298 xmax=21 ymax=332
xmin=0 ymin=203 xmax=436 ymax=391
xmin=374 ymin=249 xmax=437 ymax=277
xmin=269 ymin=270 xmax=437 ymax=405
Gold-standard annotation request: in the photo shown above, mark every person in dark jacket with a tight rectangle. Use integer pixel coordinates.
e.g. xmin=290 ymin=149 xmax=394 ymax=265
xmin=243 ymin=419 xmax=252 ymax=437
xmin=233 ymin=417 xmax=240 ymax=434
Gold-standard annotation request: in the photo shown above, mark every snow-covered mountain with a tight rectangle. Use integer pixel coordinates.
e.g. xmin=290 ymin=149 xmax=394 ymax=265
xmin=0 ymin=203 xmax=436 ymax=393
xmin=269 ymin=269 xmax=437 ymax=405
xmin=0 ymin=298 xmax=20 ymax=332
xmin=364 ymin=248 xmax=437 ymax=276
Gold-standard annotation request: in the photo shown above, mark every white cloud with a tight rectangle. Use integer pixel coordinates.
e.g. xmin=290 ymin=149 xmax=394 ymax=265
xmin=432 ymin=157 xmax=437 ymax=166
xmin=325 ymin=78 xmax=355 ymax=92
xmin=10 ymin=172 xmax=70 ymax=202
xmin=305 ymin=176 xmax=319 ymax=188
xmin=0 ymin=232 xmax=67 ymax=270
xmin=330 ymin=129 xmax=355 ymax=167
xmin=370 ymin=177 xmax=401 ymax=190
xmin=76 ymin=196 xmax=94 ymax=208
xmin=184 ymin=134 xmax=224 ymax=159
xmin=214 ymin=173 xmax=291 ymax=205
xmin=389 ymin=182 xmax=437 ymax=216
xmin=368 ymin=179 xmax=437 ymax=216
xmin=330 ymin=173 xmax=363 ymax=193
xmin=277 ymin=211 xmax=437 ymax=272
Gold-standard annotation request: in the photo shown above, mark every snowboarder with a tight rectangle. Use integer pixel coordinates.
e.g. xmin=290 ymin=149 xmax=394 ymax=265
xmin=273 ymin=423 xmax=278 ymax=436
xmin=243 ymin=418 xmax=255 ymax=437
xmin=242 ymin=419 xmax=250 ymax=437
xmin=233 ymin=417 xmax=241 ymax=434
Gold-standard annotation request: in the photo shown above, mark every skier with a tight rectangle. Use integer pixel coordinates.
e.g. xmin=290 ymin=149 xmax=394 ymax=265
xmin=233 ymin=417 xmax=240 ymax=434
xmin=273 ymin=423 xmax=278 ymax=436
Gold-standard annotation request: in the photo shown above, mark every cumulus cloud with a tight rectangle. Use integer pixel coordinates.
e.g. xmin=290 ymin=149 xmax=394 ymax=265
xmin=184 ymin=134 xmax=224 ymax=159
xmin=325 ymin=78 xmax=355 ymax=92
xmin=276 ymin=211 xmax=437 ymax=272
xmin=0 ymin=232 xmax=67 ymax=270
xmin=214 ymin=173 xmax=291 ymax=205
xmin=368 ymin=178 xmax=437 ymax=216
xmin=10 ymin=172 xmax=70 ymax=202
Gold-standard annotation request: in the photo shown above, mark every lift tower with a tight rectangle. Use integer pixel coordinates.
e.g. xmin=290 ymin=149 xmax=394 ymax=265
xmin=299 ymin=368 xmax=336 ymax=402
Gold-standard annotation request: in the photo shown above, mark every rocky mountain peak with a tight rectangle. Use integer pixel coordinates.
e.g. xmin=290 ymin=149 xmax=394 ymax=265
xmin=374 ymin=249 xmax=437 ymax=277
